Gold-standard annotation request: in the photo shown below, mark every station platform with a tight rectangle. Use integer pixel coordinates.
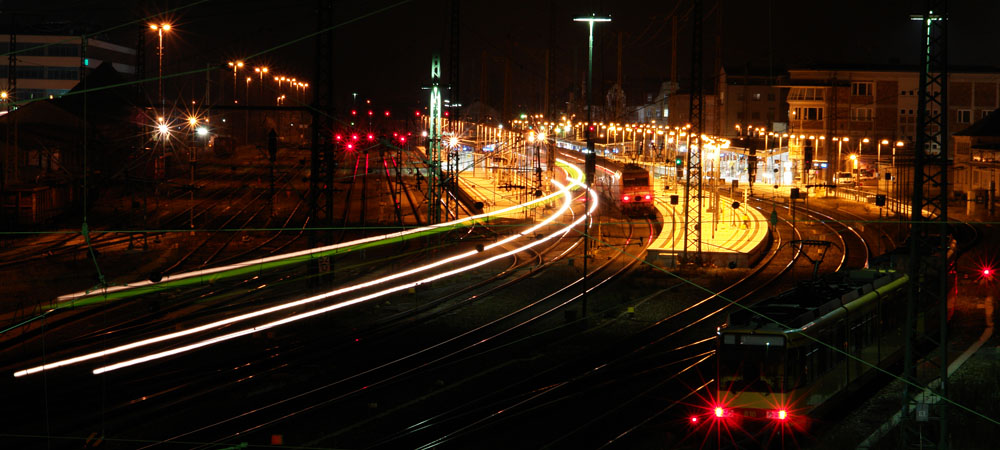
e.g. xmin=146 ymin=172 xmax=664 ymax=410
xmin=457 ymin=170 xmax=545 ymax=215
xmin=646 ymin=177 xmax=770 ymax=268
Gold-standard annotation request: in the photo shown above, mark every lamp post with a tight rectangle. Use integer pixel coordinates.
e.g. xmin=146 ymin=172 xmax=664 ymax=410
xmin=245 ymin=76 xmax=252 ymax=143
xmin=574 ymin=13 xmax=611 ymax=320
xmin=149 ymin=23 xmax=171 ymax=115
xmin=254 ymin=66 xmax=268 ymax=99
xmin=892 ymin=140 xmax=904 ymax=209
xmin=876 ymin=138 xmax=889 ymax=179
xmin=832 ymin=136 xmax=849 ymax=183
xmin=228 ymin=60 xmax=244 ymax=104
xmin=779 ymin=133 xmax=788 ymax=185
xmin=850 ymin=153 xmax=859 ymax=188
xmin=859 ymin=137 xmax=870 ymax=182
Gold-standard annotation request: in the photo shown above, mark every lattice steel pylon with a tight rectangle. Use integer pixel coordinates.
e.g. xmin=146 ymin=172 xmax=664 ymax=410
xmin=427 ymin=54 xmax=443 ymax=224
xmin=4 ymin=20 xmax=16 ymax=191
xmin=448 ymin=0 xmax=460 ymax=113
xmin=683 ymin=0 xmax=703 ymax=263
xmin=901 ymin=3 xmax=949 ymax=449
xmin=309 ymin=0 xmax=336 ymax=285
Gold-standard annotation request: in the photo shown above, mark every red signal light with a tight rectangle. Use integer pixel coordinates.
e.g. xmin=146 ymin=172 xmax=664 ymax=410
xmin=346 ymin=143 xmax=354 ymax=150
xmin=767 ymin=409 xmax=789 ymax=420
xmin=351 ymin=134 xmax=359 ymax=141
xmin=399 ymin=136 xmax=406 ymax=143
xmin=366 ymin=133 xmax=374 ymax=141
xmin=714 ymin=407 xmax=726 ymax=418
xmin=334 ymin=134 xmax=342 ymax=141
xmin=368 ymin=110 xmax=373 ymax=116
xmin=690 ymin=416 xmax=698 ymax=424
xmin=444 ymin=111 xmax=449 ymax=117
xmin=384 ymin=110 xmax=390 ymax=117
xmin=415 ymin=110 xmax=421 ymax=116
xmin=351 ymin=110 xmax=357 ymax=116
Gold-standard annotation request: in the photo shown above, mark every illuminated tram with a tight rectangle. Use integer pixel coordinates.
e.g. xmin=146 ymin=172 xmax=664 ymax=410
xmin=694 ymin=268 xmax=924 ymax=432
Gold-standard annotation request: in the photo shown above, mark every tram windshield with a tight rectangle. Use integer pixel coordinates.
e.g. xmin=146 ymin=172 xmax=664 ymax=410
xmin=718 ymin=339 xmax=785 ymax=393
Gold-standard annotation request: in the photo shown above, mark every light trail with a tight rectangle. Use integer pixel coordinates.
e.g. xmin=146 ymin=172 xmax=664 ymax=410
xmin=91 ymin=178 xmax=597 ymax=375
xmin=15 ymin=159 xmax=593 ymax=377
xmin=55 ymin=167 xmax=573 ymax=305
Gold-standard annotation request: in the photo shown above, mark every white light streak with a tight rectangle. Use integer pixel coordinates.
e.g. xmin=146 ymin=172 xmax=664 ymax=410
xmin=17 ymin=160 xmax=593 ymax=377
xmin=91 ymin=177 xmax=596 ymax=375
xmin=56 ymin=169 xmax=574 ymax=304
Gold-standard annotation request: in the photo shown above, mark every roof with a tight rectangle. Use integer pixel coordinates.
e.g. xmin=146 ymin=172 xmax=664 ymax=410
xmin=725 ymin=269 xmax=897 ymax=331
xmin=787 ymin=63 xmax=1000 ymax=74
xmin=955 ymin=108 xmax=1000 ymax=137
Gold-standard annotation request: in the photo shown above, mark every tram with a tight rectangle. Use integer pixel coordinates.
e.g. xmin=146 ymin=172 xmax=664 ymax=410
xmin=695 ymin=268 xmax=923 ymax=431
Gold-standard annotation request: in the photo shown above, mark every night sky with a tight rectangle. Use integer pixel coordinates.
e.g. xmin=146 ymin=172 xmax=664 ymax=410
xmin=5 ymin=0 xmax=1000 ymax=113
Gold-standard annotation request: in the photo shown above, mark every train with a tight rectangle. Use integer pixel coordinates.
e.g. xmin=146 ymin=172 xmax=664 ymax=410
xmin=618 ymin=163 xmax=655 ymax=216
xmin=692 ymin=267 xmax=940 ymax=434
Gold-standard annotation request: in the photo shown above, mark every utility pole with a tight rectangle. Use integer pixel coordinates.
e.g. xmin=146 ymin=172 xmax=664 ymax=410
xmin=901 ymin=3 xmax=950 ymax=449
xmin=449 ymin=0 xmax=460 ymax=117
xmin=5 ymin=17 xmax=17 ymax=201
xmin=574 ymin=14 xmax=611 ymax=320
xmin=2 ymin=17 xmax=15 ymax=228
xmin=683 ymin=0 xmax=704 ymax=263
xmin=309 ymin=0 xmax=335 ymax=288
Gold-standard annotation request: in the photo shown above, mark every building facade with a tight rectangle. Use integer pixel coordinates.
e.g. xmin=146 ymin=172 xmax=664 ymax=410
xmin=1 ymin=34 xmax=136 ymax=101
xmin=782 ymin=66 xmax=1000 ymax=183
xmin=717 ymin=66 xmax=787 ymax=139
xmin=953 ymin=108 xmax=1000 ymax=211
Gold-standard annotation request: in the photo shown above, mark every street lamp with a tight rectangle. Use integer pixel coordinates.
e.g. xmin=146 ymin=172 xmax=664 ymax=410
xmin=149 ymin=23 xmax=171 ymax=115
xmin=876 ymin=139 xmax=889 ymax=178
xmin=859 ymin=136 xmax=870 ymax=165
xmin=574 ymin=13 xmax=610 ymax=320
xmin=254 ymin=66 xmax=269 ymax=98
xmin=228 ymin=60 xmax=244 ymax=104
xmin=850 ymin=153 xmax=859 ymax=187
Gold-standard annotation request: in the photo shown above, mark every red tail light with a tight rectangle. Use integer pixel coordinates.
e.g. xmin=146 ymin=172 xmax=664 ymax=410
xmin=622 ymin=195 xmax=630 ymax=202
xmin=767 ymin=409 xmax=788 ymax=420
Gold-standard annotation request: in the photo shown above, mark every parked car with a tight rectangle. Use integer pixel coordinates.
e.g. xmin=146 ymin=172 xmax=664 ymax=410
xmin=836 ymin=172 xmax=855 ymax=185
